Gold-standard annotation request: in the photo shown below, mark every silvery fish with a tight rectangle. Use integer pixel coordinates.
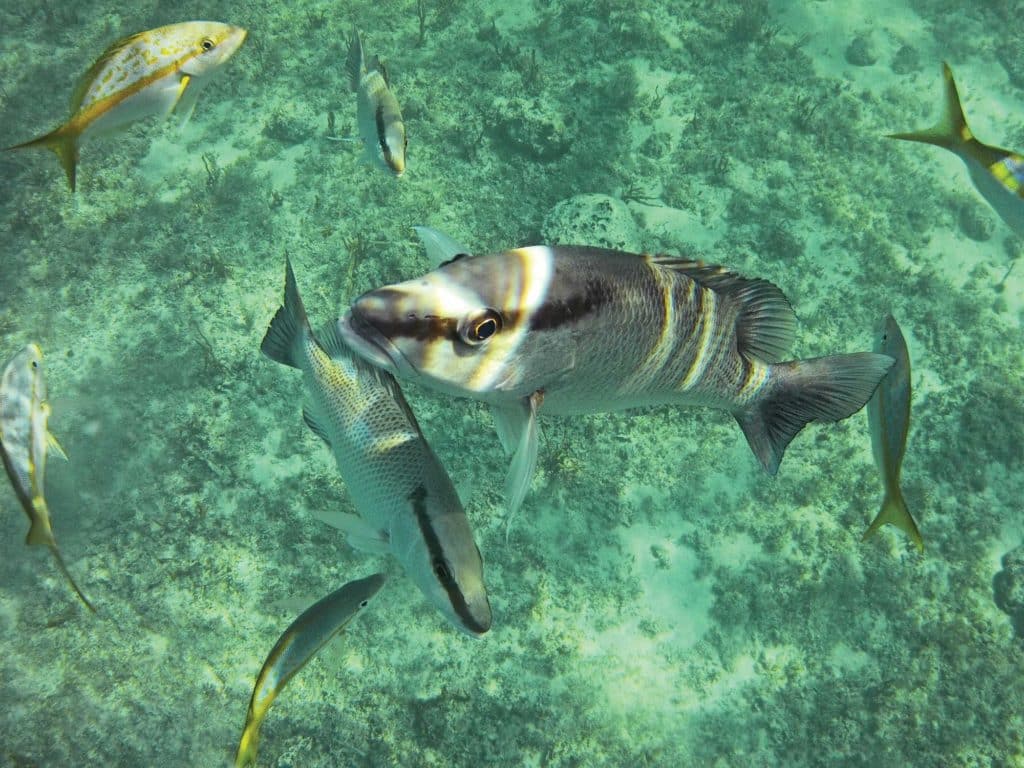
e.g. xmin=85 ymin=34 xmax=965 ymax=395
xmin=340 ymin=229 xmax=895 ymax=515
xmin=863 ymin=315 xmax=923 ymax=550
xmin=261 ymin=259 xmax=490 ymax=635
xmin=235 ymin=572 xmax=386 ymax=768
xmin=5 ymin=21 xmax=247 ymax=191
xmin=0 ymin=344 xmax=94 ymax=611
xmin=889 ymin=62 xmax=1024 ymax=238
xmin=346 ymin=28 xmax=406 ymax=176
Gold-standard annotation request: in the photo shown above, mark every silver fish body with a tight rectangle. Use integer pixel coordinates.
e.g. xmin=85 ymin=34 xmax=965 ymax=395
xmin=346 ymin=29 xmax=406 ymax=176
xmin=261 ymin=260 xmax=489 ymax=635
xmin=864 ymin=315 xmax=923 ymax=550
xmin=0 ymin=344 xmax=93 ymax=610
xmin=341 ymin=240 xmax=894 ymax=512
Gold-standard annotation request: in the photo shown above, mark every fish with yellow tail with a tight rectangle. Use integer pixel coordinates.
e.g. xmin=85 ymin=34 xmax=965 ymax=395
xmin=234 ymin=572 xmax=386 ymax=768
xmin=863 ymin=315 xmax=924 ymax=551
xmin=340 ymin=228 xmax=895 ymax=517
xmin=346 ymin=29 xmax=407 ymax=175
xmin=889 ymin=62 xmax=1024 ymax=238
xmin=261 ymin=258 xmax=490 ymax=636
xmin=5 ymin=21 xmax=247 ymax=191
xmin=0 ymin=345 xmax=94 ymax=611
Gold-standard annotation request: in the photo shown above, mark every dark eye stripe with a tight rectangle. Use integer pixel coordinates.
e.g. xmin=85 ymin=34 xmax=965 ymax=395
xmin=375 ymin=104 xmax=392 ymax=163
xmin=409 ymin=485 xmax=487 ymax=634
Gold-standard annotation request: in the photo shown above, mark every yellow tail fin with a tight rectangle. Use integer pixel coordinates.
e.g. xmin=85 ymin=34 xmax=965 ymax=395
xmin=862 ymin=488 xmax=924 ymax=552
xmin=6 ymin=126 xmax=80 ymax=191
xmin=887 ymin=61 xmax=970 ymax=151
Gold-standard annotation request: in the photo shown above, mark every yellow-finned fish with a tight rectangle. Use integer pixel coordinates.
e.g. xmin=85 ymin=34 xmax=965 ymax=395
xmin=889 ymin=62 xmax=1024 ymax=238
xmin=346 ymin=29 xmax=406 ymax=176
xmin=234 ymin=572 xmax=386 ymax=768
xmin=0 ymin=345 xmax=94 ymax=611
xmin=5 ymin=21 xmax=247 ymax=191
xmin=863 ymin=315 xmax=924 ymax=550
xmin=261 ymin=259 xmax=490 ymax=636
xmin=340 ymin=228 xmax=895 ymax=517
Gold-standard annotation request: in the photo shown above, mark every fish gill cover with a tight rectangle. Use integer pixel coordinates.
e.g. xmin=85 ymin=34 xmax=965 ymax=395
xmin=0 ymin=0 xmax=1022 ymax=766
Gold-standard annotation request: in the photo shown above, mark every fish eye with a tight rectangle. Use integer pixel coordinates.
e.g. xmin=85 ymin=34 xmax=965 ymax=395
xmin=201 ymin=38 xmax=215 ymax=51
xmin=433 ymin=559 xmax=452 ymax=581
xmin=31 ymin=361 xmax=38 ymax=369
xmin=359 ymin=599 xmax=369 ymax=608
xmin=460 ymin=309 xmax=502 ymax=345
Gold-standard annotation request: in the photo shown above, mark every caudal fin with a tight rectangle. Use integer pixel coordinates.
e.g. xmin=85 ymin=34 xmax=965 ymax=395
xmin=862 ymin=488 xmax=924 ymax=551
xmin=736 ymin=352 xmax=895 ymax=475
xmin=48 ymin=544 xmax=96 ymax=612
xmin=260 ymin=257 xmax=311 ymax=369
xmin=887 ymin=62 xmax=969 ymax=151
xmin=6 ymin=127 xmax=80 ymax=191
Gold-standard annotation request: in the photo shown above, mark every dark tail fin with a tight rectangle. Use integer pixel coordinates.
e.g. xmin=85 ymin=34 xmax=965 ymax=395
xmin=260 ymin=257 xmax=310 ymax=369
xmin=887 ymin=62 xmax=969 ymax=151
xmin=48 ymin=544 xmax=96 ymax=613
xmin=736 ymin=352 xmax=895 ymax=475
xmin=863 ymin=487 xmax=924 ymax=551
xmin=6 ymin=127 xmax=80 ymax=191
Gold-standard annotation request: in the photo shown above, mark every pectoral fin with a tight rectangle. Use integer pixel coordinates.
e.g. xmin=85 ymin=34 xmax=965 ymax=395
xmin=493 ymin=392 xmax=543 ymax=538
xmin=311 ymin=509 xmax=390 ymax=555
xmin=48 ymin=431 xmax=68 ymax=461
xmin=172 ymin=74 xmax=199 ymax=126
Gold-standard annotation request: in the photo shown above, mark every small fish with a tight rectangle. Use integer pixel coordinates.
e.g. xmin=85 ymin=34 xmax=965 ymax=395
xmin=234 ymin=572 xmax=386 ymax=768
xmin=346 ymin=29 xmax=406 ymax=175
xmin=0 ymin=345 xmax=94 ymax=611
xmin=261 ymin=259 xmax=490 ymax=635
xmin=5 ymin=21 xmax=247 ymax=191
xmin=863 ymin=315 xmax=923 ymax=550
xmin=340 ymin=229 xmax=895 ymax=515
xmin=889 ymin=62 xmax=1024 ymax=238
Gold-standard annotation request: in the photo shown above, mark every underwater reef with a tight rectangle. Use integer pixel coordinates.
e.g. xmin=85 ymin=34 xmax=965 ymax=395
xmin=1 ymin=0 xmax=1023 ymax=766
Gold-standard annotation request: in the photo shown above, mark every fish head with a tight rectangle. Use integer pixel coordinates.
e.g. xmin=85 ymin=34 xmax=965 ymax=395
xmin=340 ymin=247 xmax=568 ymax=400
xmin=382 ymin=122 xmax=407 ymax=176
xmin=173 ymin=21 xmax=248 ymax=76
xmin=399 ymin=483 xmax=492 ymax=636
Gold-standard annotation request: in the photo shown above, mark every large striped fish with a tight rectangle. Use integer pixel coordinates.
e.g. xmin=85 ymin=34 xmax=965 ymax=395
xmin=261 ymin=259 xmax=490 ymax=635
xmin=339 ymin=231 xmax=895 ymax=514
xmin=346 ymin=28 xmax=406 ymax=176
xmin=889 ymin=62 xmax=1024 ymax=238
xmin=5 ymin=21 xmax=247 ymax=191
xmin=1 ymin=344 xmax=93 ymax=610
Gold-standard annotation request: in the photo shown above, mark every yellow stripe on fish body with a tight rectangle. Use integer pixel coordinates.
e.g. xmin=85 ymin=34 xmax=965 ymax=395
xmin=5 ymin=21 xmax=247 ymax=191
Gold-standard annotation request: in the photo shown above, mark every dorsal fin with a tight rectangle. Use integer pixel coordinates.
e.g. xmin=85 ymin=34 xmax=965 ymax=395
xmin=70 ymin=32 xmax=142 ymax=113
xmin=651 ymin=256 xmax=797 ymax=362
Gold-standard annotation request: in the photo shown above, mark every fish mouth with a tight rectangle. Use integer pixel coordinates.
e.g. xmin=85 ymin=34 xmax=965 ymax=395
xmin=337 ymin=309 xmax=408 ymax=376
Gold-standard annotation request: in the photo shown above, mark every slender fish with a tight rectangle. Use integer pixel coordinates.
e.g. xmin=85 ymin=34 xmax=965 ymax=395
xmin=234 ymin=572 xmax=386 ymax=768
xmin=863 ymin=315 xmax=923 ymax=550
xmin=340 ymin=229 xmax=894 ymax=515
xmin=261 ymin=259 xmax=490 ymax=635
xmin=0 ymin=345 xmax=93 ymax=611
xmin=346 ymin=29 xmax=407 ymax=175
xmin=889 ymin=62 xmax=1024 ymax=238
xmin=5 ymin=21 xmax=247 ymax=191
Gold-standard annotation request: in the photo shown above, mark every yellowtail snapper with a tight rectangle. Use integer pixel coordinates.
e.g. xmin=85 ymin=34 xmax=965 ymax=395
xmin=863 ymin=315 xmax=924 ymax=550
xmin=5 ymin=21 xmax=247 ymax=191
xmin=261 ymin=259 xmax=490 ymax=635
xmin=234 ymin=572 xmax=386 ymax=768
xmin=340 ymin=229 xmax=895 ymax=516
xmin=346 ymin=29 xmax=407 ymax=176
xmin=889 ymin=62 xmax=1024 ymax=238
xmin=0 ymin=345 xmax=94 ymax=611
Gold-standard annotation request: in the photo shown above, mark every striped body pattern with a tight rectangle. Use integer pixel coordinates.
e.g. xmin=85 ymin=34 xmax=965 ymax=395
xmin=5 ymin=21 xmax=246 ymax=190
xmin=346 ymin=29 xmax=406 ymax=175
xmin=343 ymin=242 xmax=893 ymax=483
xmin=261 ymin=261 xmax=490 ymax=635
xmin=989 ymin=153 xmax=1024 ymax=196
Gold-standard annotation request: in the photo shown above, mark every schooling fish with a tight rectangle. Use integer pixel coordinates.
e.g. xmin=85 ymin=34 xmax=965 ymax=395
xmin=5 ymin=21 xmax=247 ymax=191
xmin=889 ymin=62 xmax=1024 ymax=238
xmin=234 ymin=572 xmax=386 ymax=768
xmin=261 ymin=258 xmax=490 ymax=635
xmin=346 ymin=29 xmax=406 ymax=176
xmin=340 ymin=230 xmax=895 ymax=515
xmin=0 ymin=345 xmax=93 ymax=611
xmin=863 ymin=315 xmax=923 ymax=550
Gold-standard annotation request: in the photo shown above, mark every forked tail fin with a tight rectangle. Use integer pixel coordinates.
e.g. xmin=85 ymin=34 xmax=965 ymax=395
xmin=6 ymin=127 xmax=80 ymax=191
xmin=887 ymin=62 xmax=970 ymax=151
xmin=863 ymin=487 xmax=924 ymax=551
xmin=736 ymin=352 xmax=895 ymax=475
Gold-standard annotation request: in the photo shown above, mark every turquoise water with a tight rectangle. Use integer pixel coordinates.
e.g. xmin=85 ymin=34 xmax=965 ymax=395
xmin=2 ymin=1 xmax=1023 ymax=766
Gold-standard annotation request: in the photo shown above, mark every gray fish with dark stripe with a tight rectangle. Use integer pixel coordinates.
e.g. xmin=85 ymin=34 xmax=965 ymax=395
xmin=339 ymin=230 xmax=895 ymax=515
xmin=346 ymin=28 xmax=406 ymax=176
xmin=261 ymin=258 xmax=489 ymax=635
xmin=863 ymin=315 xmax=923 ymax=550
